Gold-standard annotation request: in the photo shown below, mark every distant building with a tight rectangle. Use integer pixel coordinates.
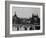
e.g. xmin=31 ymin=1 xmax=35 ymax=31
xmin=12 ymin=13 xmax=40 ymax=25
xmin=12 ymin=13 xmax=40 ymax=31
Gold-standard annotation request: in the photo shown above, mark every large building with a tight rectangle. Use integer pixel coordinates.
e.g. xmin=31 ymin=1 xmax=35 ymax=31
xmin=12 ymin=13 xmax=40 ymax=25
xmin=12 ymin=13 xmax=40 ymax=31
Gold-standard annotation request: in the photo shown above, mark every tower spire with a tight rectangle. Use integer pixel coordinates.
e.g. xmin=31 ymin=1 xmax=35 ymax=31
xmin=14 ymin=12 xmax=17 ymax=17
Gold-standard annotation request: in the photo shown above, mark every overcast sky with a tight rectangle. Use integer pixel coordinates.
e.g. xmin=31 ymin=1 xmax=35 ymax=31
xmin=12 ymin=7 xmax=40 ymax=18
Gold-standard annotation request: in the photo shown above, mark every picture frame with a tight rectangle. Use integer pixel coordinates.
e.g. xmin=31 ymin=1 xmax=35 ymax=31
xmin=5 ymin=1 xmax=45 ymax=37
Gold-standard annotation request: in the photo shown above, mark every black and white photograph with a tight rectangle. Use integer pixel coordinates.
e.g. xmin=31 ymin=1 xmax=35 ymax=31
xmin=5 ymin=1 xmax=45 ymax=37
xmin=12 ymin=7 xmax=40 ymax=31
xmin=9 ymin=4 xmax=43 ymax=34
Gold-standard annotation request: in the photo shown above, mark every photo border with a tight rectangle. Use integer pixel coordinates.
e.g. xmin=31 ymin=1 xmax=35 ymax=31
xmin=10 ymin=4 xmax=43 ymax=34
xmin=5 ymin=1 xmax=45 ymax=37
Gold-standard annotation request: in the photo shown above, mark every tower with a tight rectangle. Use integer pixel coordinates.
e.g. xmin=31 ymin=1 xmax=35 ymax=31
xmin=31 ymin=13 xmax=40 ymax=25
xmin=14 ymin=12 xmax=17 ymax=18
